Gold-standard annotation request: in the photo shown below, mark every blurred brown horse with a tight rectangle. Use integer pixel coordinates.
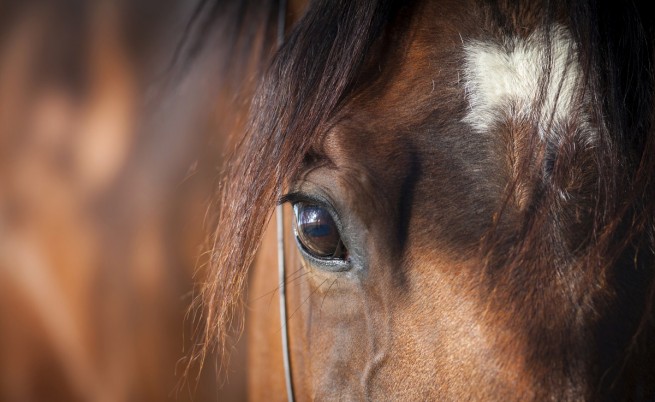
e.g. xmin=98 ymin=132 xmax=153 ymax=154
xmin=0 ymin=1 xmax=253 ymax=400
xmin=200 ymin=0 xmax=655 ymax=400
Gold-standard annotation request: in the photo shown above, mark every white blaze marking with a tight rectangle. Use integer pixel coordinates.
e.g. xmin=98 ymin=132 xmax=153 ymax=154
xmin=462 ymin=26 xmax=583 ymax=140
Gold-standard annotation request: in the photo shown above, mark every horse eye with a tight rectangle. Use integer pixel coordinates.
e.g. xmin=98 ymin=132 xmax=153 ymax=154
xmin=293 ymin=203 xmax=346 ymax=260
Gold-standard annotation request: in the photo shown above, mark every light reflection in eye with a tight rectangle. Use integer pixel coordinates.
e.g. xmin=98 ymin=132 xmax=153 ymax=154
xmin=293 ymin=203 xmax=346 ymax=259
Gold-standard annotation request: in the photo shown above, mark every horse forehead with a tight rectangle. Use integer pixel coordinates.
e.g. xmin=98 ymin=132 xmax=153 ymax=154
xmin=462 ymin=25 xmax=583 ymax=139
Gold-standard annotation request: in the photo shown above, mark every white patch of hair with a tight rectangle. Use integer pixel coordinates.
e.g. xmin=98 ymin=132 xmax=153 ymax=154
xmin=462 ymin=25 xmax=586 ymax=142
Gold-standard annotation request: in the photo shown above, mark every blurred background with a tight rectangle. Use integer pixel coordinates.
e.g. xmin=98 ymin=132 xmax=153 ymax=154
xmin=0 ymin=1 xmax=251 ymax=400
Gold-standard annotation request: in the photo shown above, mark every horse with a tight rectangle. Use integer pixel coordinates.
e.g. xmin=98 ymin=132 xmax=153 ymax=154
xmin=196 ymin=0 xmax=655 ymax=400
xmin=1 ymin=0 xmax=653 ymax=400
xmin=0 ymin=1 xmax=237 ymax=400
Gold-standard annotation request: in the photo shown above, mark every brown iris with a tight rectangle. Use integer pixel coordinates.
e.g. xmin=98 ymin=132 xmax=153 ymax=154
xmin=293 ymin=203 xmax=346 ymax=259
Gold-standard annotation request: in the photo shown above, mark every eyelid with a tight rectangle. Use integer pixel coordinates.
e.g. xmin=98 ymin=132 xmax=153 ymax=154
xmin=281 ymin=192 xmax=338 ymax=222
xmin=279 ymin=191 xmax=325 ymax=207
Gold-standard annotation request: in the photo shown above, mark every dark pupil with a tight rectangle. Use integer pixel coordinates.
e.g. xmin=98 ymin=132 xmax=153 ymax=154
xmin=296 ymin=204 xmax=344 ymax=258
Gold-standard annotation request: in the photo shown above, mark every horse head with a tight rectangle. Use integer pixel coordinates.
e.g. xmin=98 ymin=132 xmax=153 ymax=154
xmin=203 ymin=1 xmax=655 ymax=400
